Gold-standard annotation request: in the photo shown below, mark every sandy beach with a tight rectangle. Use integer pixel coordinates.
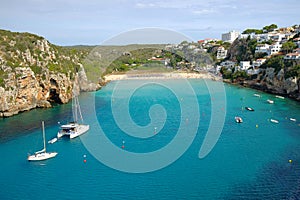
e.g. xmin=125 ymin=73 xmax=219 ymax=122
xmin=104 ymin=72 xmax=222 ymax=82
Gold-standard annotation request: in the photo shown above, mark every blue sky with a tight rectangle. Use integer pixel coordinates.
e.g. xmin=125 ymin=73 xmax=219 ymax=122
xmin=1 ymin=0 xmax=299 ymax=45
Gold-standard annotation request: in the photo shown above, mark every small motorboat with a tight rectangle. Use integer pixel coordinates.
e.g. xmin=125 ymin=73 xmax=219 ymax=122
xmin=275 ymin=95 xmax=285 ymax=99
xmin=253 ymin=94 xmax=261 ymax=97
xmin=267 ymin=99 xmax=274 ymax=104
xmin=270 ymin=119 xmax=279 ymax=124
xmin=245 ymin=107 xmax=254 ymax=111
xmin=290 ymin=118 xmax=297 ymax=122
xmin=48 ymin=137 xmax=58 ymax=144
xmin=235 ymin=116 xmax=243 ymax=123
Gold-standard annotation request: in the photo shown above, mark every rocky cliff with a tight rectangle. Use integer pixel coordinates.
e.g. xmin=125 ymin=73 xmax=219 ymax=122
xmin=246 ymin=66 xmax=300 ymax=100
xmin=221 ymin=36 xmax=300 ymax=101
xmin=0 ymin=30 xmax=100 ymax=117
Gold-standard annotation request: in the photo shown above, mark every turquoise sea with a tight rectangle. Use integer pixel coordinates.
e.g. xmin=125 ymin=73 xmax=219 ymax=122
xmin=1 ymin=79 xmax=300 ymax=199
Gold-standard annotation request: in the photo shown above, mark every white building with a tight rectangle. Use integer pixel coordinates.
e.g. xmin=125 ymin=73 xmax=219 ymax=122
xmin=216 ymin=46 xmax=227 ymax=59
xmin=220 ymin=60 xmax=236 ymax=68
xmin=252 ymin=58 xmax=266 ymax=67
xmin=239 ymin=33 xmax=255 ymax=40
xmin=284 ymin=53 xmax=300 ymax=60
xmin=269 ymin=33 xmax=286 ymax=42
xmin=269 ymin=42 xmax=282 ymax=55
xmin=255 ymin=44 xmax=270 ymax=54
xmin=222 ymin=30 xmax=240 ymax=43
xmin=255 ymin=42 xmax=282 ymax=56
xmin=293 ymin=37 xmax=300 ymax=48
xmin=240 ymin=61 xmax=251 ymax=70
xmin=255 ymin=34 xmax=270 ymax=43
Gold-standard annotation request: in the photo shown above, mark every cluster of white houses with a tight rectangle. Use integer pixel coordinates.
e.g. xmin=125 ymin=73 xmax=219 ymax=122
xmin=216 ymin=26 xmax=300 ymax=75
xmin=165 ymin=25 xmax=300 ymax=74
xmin=216 ymin=59 xmax=264 ymax=75
xmin=284 ymin=48 xmax=300 ymax=60
xmin=255 ymin=42 xmax=282 ymax=56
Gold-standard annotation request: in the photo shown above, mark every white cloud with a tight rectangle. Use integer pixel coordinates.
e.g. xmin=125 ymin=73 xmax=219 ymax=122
xmin=192 ymin=9 xmax=216 ymax=15
xmin=135 ymin=0 xmax=201 ymax=9
xmin=135 ymin=3 xmax=156 ymax=8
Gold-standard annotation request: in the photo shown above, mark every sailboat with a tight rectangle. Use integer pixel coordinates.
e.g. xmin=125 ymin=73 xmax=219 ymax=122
xmin=57 ymin=88 xmax=89 ymax=139
xmin=27 ymin=121 xmax=58 ymax=161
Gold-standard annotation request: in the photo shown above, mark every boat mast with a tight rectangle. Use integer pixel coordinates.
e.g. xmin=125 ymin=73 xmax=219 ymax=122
xmin=72 ymin=87 xmax=83 ymax=123
xmin=77 ymin=96 xmax=84 ymax=123
xmin=73 ymin=89 xmax=78 ymax=123
xmin=42 ymin=121 xmax=46 ymax=152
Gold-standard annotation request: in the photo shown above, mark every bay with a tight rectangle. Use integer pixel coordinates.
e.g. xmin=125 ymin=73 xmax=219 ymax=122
xmin=0 ymin=79 xmax=300 ymax=199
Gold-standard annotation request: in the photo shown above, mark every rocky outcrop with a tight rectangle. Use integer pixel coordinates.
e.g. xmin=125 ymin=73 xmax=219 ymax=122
xmin=0 ymin=66 xmax=74 ymax=117
xmin=0 ymin=64 xmax=99 ymax=117
xmin=77 ymin=64 xmax=101 ymax=92
xmin=226 ymin=38 xmax=256 ymax=62
xmin=0 ymin=29 xmax=99 ymax=117
xmin=246 ymin=68 xmax=300 ymax=100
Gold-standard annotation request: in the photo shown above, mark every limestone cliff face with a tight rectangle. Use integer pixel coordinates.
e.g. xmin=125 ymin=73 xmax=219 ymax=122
xmin=77 ymin=64 xmax=100 ymax=92
xmin=0 ymin=29 xmax=100 ymax=117
xmin=0 ymin=65 xmax=75 ymax=117
xmin=249 ymin=68 xmax=299 ymax=100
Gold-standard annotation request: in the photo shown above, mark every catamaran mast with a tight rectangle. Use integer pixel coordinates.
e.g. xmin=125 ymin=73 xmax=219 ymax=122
xmin=77 ymin=97 xmax=84 ymax=123
xmin=72 ymin=88 xmax=83 ymax=124
xmin=72 ymin=89 xmax=78 ymax=123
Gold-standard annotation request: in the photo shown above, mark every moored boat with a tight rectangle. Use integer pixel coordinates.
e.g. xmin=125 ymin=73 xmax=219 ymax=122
xmin=28 ymin=121 xmax=58 ymax=161
xmin=290 ymin=118 xmax=297 ymax=122
xmin=48 ymin=137 xmax=58 ymax=144
xmin=57 ymin=122 xmax=90 ymax=139
xmin=245 ymin=107 xmax=254 ymax=111
xmin=275 ymin=95 xmax=285 ymax=99
xmin=235 ymin=116 xmax=243 ymax=123
xmin=267 ymin=99 xmax=274 ymax=104
xmin=57 ymin=88 xmax=89 ymax=139
xmin=270 ymin=119 xmax=279 ymax=124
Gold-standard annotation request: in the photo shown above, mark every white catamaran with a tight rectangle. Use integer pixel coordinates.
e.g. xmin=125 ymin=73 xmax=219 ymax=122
xmin=57 ymin=89 xmax=89 ymax=139
xmin=27 ymin=121 xmax=58 ymax=161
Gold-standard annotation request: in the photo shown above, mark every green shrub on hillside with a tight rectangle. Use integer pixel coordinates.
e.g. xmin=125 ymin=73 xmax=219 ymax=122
xmin=285 ymin=65 xmax=300 ymax=79
xmin=260 ymin=55 xmax=284 ymax=73
xmin=30 ymin=65 xmax=42 ymax=74
xmin=0 ymin=69 xmax=5 ymax=87
xmin=0 ymin=29 xmax=89 ymax=82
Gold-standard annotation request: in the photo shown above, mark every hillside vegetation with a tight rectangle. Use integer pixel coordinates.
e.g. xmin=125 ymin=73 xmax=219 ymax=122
xmin=0 ymin=29 xmax=90 ymax=84
xmin=0 ymin=29 xmax=96 ymax=117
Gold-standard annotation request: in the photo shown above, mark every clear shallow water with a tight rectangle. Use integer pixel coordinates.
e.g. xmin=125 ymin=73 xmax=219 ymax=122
xmin=0 ymin=79 xmax=300 ymax=199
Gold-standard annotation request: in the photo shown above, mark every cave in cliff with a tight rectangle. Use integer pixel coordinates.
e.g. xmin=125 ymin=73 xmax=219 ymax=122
xmin=50 ymin=78 xmax=59 ymax=87
xmin=49 ymin=88 xmax=62 ymax=104
xmin=48 ymin=78 xmax=62 ymax=104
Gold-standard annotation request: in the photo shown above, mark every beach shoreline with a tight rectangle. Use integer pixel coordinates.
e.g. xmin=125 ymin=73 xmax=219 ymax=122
xmin=103 ymin=71 xmax=222 ymax=82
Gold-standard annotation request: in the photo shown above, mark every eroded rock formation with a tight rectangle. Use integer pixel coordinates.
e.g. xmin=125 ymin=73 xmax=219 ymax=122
xmin=0 ymin=30 xmax=100 ymax=117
